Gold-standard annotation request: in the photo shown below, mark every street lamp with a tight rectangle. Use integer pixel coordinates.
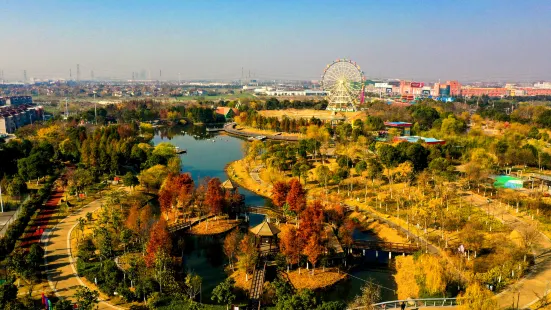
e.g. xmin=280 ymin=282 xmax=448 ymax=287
xmin=0 ymin=183 xmax=4 ymax=212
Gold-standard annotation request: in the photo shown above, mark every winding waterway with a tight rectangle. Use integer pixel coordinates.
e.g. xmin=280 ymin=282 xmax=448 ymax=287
xmin=152 ymin=124 xmax=397 ymax=304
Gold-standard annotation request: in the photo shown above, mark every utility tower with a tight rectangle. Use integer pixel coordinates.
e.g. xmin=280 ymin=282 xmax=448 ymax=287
xmin=65 ymin=97 xmax=69 ymax=120
xmin=77 ymin=64 xmax=80 ymax=81
xmin=23 ymin=70 xmax=27 ymax=83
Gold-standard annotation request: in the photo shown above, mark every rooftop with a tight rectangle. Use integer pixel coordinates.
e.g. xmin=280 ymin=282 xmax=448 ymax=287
xmin=249 ymin=220 xmax=281 ymax=237
xmin=385 ymin=121 xmax=412 ymax=127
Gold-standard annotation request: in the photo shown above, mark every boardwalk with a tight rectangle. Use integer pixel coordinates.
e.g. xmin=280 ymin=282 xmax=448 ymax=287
xmin=249 ymin=259 xmax=267 ymax=310
xmin=167 ymin=215 xmax=213 ymax=233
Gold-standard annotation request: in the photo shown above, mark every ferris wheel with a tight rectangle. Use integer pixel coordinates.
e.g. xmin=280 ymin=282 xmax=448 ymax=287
xmin=321 ymin=59 xmax=365 ymax=111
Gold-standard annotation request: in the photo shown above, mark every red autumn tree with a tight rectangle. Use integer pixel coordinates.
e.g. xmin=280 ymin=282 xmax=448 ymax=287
xmin=272 ymin=181 xmax=289 ymax=208
xmin=205 ymin=178 xmax=225 ymax=215
xmin=159 ymin=187 xmax=173 ymax=220
xmin=303 ymin=234 xmax=322 ymax=274
xmin=286 ymin=178 xmax=306 ymax=214
xmin=338 ymin=218 xmax=356 ymax=248
xmin=225 ymin=190 xmax=245 ymax=213
xmin=279 ymin=226 xmax=302 ymax=268
xmin=145 ymin=217 xmax=172 ymax=267
xmin=299 ymin=200 xmax=324 ymax=241
xmin=160 ymin=173 xmax=195 ymax=220
xmin=176 ymin=173 xmax=195 ymax=208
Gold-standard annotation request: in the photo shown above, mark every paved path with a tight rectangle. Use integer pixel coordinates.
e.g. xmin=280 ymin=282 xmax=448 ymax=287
xmin=223 ymin=122 xmax=300 ymax=141
xmin=465 ymin=192 xmax=551 ymax=309
xmin=42 ymin=197 xmax=123 ymax=310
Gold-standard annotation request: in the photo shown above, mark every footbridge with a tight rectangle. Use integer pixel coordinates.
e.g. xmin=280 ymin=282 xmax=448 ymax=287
xmin=351 ymin=240 xmax=420 ymax=254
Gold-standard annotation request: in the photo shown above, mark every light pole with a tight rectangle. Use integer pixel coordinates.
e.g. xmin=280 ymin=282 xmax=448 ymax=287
xmin=0 ymin=183 xmax=4 ymax=212
xmin=93 ymin=91 xmax=97 ymax=124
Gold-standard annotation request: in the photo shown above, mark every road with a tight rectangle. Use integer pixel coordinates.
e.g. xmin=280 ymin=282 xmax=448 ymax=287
xmin=465 ymin=192 xmax=551 ymax=309
xmin=41 ymin=197 xmax=122 ymax=310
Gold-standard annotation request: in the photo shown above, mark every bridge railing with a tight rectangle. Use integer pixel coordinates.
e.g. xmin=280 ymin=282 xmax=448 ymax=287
xmin=348 ymin=298 xmax=458 ymax=309
xmin=352 ymin=240 xmax=420 ymax=253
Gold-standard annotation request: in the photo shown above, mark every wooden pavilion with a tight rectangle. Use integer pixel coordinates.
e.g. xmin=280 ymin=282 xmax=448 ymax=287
xmin=249 ymin=220 xmax=281 ymax=254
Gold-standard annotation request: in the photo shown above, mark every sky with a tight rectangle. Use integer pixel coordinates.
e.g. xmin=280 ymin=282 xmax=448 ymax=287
xmin=1 ymin=0 xmax=550 ymax=82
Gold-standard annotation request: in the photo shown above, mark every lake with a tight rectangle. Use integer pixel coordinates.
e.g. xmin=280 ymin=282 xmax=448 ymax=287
xmin=152 ymin=124 xmax=397 ymax=304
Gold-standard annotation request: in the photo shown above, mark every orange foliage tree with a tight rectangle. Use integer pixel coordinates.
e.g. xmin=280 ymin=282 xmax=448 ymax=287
xmin=299 ymin=201 xmax=324 ymax=241
xmin=303 ymin=235 xmax=322 ymax=274
xmin=159 ymin=173 xmax=195 ymax=220
xmin=145 ymin=218 xmax=172 ymax=267
xmin=272 ymin=181 xmax=289 ymax=208
xmin=205 ymin=178 xmax=225 ymax=215
xmin=286 ymin=179 xmax=306 ymax=214
xmin=338 ymin=218 xmax=356 ymax=249
xmin=279 ymin=226 xmax=302 ymax=268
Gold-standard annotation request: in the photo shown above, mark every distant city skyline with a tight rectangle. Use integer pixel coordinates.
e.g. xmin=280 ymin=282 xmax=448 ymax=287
xmin=1 ymin=0 xmax=551 ymax=82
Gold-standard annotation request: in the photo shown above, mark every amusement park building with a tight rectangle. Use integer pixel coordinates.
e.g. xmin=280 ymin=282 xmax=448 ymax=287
xmin=460 ymin=87 xmax=508 ymax=97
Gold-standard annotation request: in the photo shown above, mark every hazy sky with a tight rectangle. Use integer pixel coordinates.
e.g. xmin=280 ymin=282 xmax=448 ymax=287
xmin=1 ymin=0 xmax=550 ymax=82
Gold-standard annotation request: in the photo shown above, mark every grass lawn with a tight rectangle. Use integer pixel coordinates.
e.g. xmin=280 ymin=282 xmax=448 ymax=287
xmin=286 ymin=267 xmax=347 ymax=290
xmin=189 ymin=218 xmax=240 ymax=235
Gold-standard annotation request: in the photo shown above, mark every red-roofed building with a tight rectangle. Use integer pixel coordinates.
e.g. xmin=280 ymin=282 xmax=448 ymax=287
xmin=215 ymin=107 xmax=239 ymax=120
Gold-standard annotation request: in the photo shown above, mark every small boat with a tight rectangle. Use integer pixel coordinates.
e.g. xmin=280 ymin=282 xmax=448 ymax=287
xmin=174 ymin=147 xmax=187 ymax=154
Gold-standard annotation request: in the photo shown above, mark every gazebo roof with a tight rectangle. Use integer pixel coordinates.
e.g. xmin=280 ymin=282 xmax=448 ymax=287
xmin=221 ymin=179 xmax=235 ymax=190
xmin=249 ymin=220 xmax=281 ymax=237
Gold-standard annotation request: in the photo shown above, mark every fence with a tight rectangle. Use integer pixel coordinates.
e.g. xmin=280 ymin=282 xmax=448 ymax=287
xmin=348 ymin=298 xmax=458 ymax=309
xmin=0 ymin=196 xmax=30 ymax=237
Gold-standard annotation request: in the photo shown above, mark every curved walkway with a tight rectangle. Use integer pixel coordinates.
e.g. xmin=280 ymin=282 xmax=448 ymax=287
xmin=223 ymin=122 xmax=300 ymax=141
xmin=41 ymin=197 xmax=123 ymax=310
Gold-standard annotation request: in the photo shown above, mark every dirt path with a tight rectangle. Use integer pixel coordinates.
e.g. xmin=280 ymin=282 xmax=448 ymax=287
xmin=466 ymin=192 xmax=551 ymax=309
xmin=41 ymin=197 xmax=123 ymax=310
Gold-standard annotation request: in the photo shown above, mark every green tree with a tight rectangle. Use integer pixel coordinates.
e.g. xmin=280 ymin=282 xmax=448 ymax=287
xmin=53 ymin=298 xmax=74 ymax=310
xmin=6 ymin=176 xmax=27 ymax=200
xmin=74 ymin=286 xmax=99 ymax=310
xmin=25 ymin=244 xmax=44 ymax=275
xmin=184 ymin=273 xmax=202 ymax=301
xmin=123 ymin=172 xmax=139 ymax=189
xmin=349 ymin=282 xmax=381 ymax=309
xmin=211 ymin=278 xmax=236 ymax=310
xmin=0 ymin=279 xmax=18 ymax=309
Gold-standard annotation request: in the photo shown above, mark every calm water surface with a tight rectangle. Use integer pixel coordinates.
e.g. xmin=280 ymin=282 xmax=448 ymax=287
xmin=153 ymin=125 xmax=396 ymax=303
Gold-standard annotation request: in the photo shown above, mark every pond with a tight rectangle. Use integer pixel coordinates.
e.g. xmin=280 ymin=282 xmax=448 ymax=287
xmin=152 ymin=124 xmax=397 ymax=304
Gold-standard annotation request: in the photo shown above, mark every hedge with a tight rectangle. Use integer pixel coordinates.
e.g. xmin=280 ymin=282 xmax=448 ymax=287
xmin=0 ymin=175 xmax=57 ymax=261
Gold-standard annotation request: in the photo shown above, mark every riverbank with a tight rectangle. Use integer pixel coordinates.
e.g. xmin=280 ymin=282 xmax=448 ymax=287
xmin=226 ymin=159 xmax=272 ymax=199
xmin=223 ymin=123 xmax=300 ymax=141
xmin=230 ymin=267 xmax=347 ymax=292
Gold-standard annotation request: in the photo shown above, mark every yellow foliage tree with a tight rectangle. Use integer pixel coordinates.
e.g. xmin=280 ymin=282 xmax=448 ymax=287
xmin=458 ymin=282 xmax=497 ymax=310
xmin=394 ymin=256 xmax=420 ymax=299
xmin=420 ymin=254 xmax=447 ymax=296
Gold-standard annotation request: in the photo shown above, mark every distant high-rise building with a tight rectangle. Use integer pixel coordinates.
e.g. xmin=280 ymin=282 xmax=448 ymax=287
xmin=91 ymin=70 xmax=94 ymax=80
xmin=23 ymin=70 xmax=27 ymax=82
xmin=76 ymin=64 xmax=80 ymax=81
